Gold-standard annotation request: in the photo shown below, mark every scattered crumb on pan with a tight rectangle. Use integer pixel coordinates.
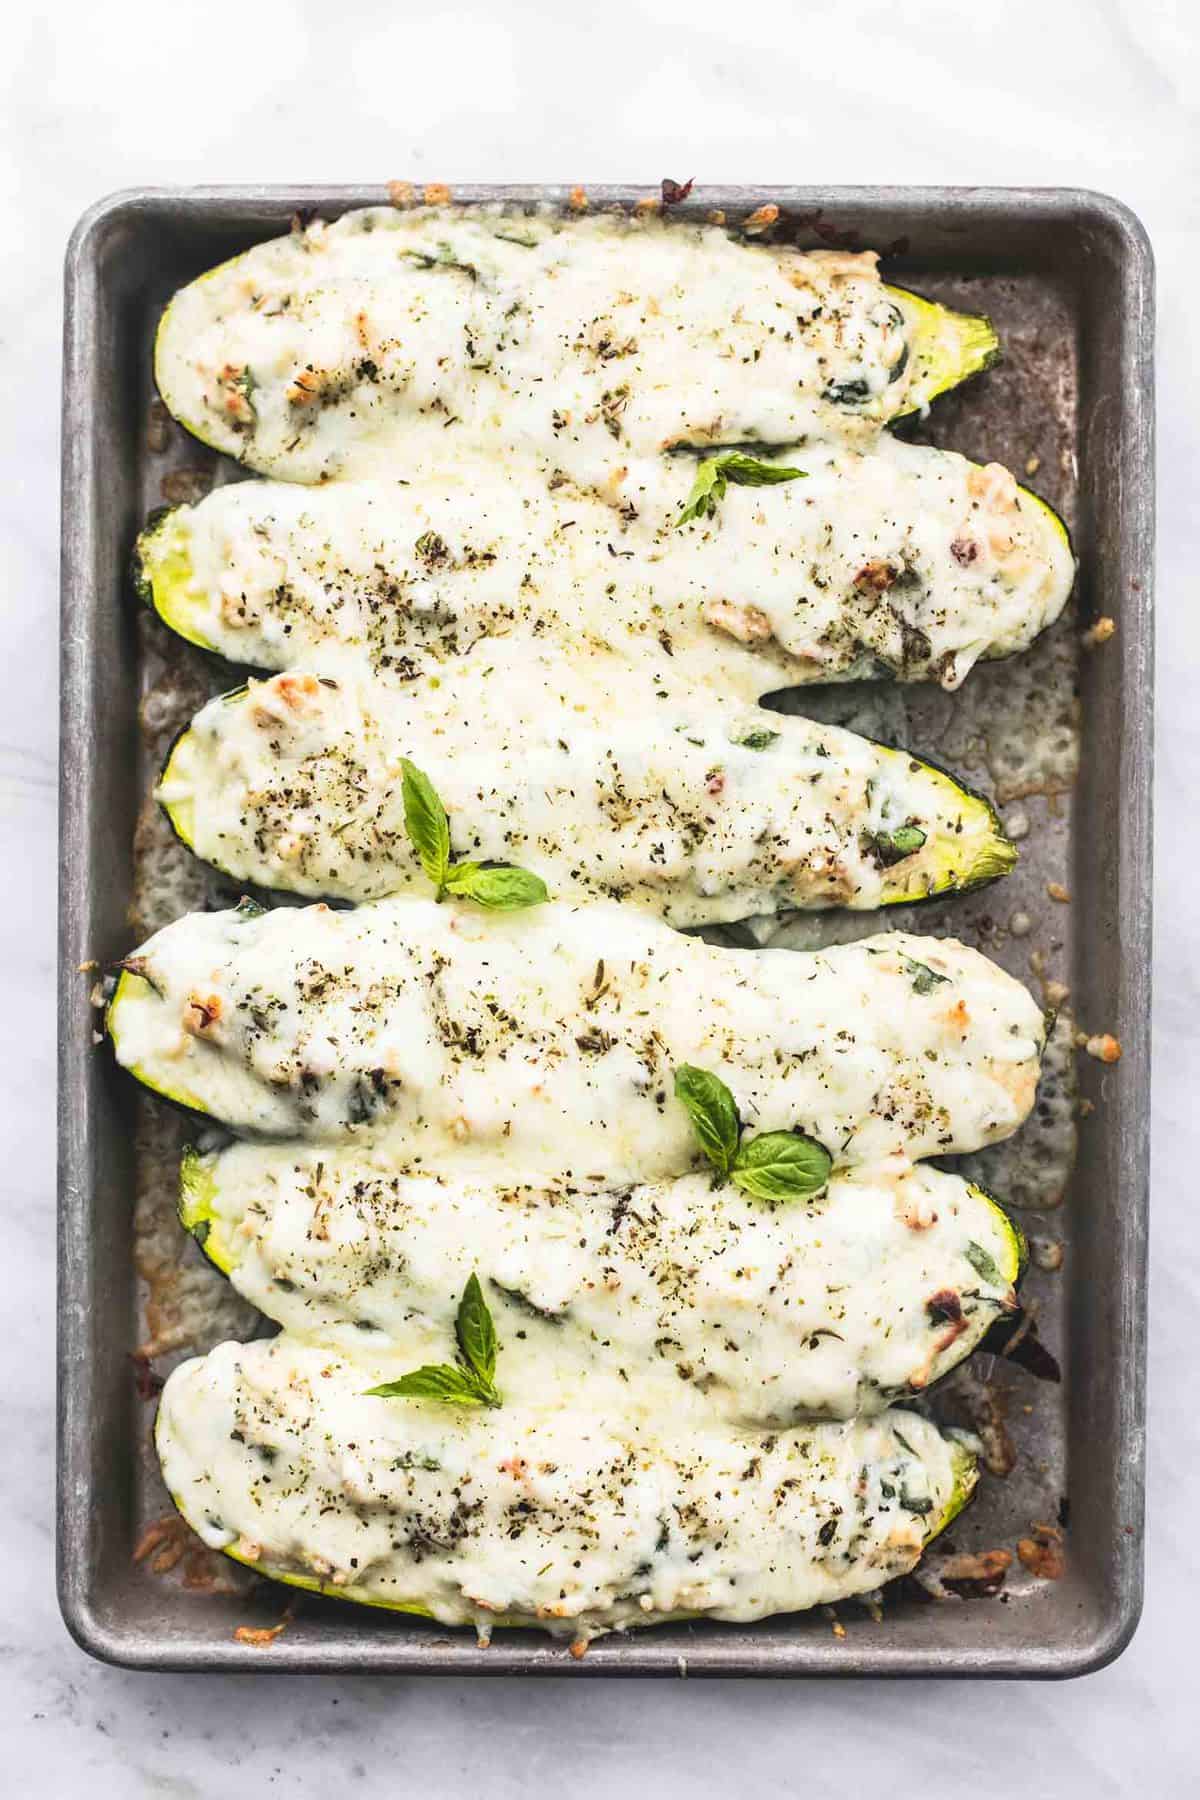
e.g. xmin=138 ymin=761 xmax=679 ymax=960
xmin=134 ymin=1514 xmax=247 ymax=1595
xmin=1083 ymin=616 xmax=1116 ymax=648
xmin=1017 ymin=1523 xmax=1065 ymax=1579
xmin=234 ymin=1599 xmax=300 ymax=1647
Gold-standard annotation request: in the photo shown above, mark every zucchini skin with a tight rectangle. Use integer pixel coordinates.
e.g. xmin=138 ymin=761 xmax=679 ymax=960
xmin=133 ymin=505 xmax=218 ymax=652
xmin=885 ymin=284 xmax=1000 ymax=416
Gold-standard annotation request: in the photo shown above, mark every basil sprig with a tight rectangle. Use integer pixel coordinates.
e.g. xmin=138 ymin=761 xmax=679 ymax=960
xmin=675 ymin=452 xmax=807 ymax=529
xmin=367 ymin=1273 xmax=502 ymax=1408
xmin=673 ymin=1064 xmax=832 ymax=1201
xmin=400 ymin=759 xmax=549 ymax=910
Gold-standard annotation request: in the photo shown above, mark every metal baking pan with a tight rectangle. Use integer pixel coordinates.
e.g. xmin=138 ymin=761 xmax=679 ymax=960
xmin=58 ymin=184 xmax=1154 ymax=1674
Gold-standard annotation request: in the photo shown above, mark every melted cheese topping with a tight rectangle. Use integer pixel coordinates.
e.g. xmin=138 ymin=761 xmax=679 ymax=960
xmin=158 ymin=650 xmax=1012 ymax=922
xmin=111 ymin=898 xmax=1043 ymax=1175
xmin=155 ymin=206 xmax=979 ymax=486
xmin=156 ymin=1334 xmax=971 ymax=1637
xmin=142 ymin=205 xmax=1043 ymax=1637
xmin=187 ymin=1145 xmax=1019 ymax=1424
xmin=142 ymin=437 xmax=1073 ymax=695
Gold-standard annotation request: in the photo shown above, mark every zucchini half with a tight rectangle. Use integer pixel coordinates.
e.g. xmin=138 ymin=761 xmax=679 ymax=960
xmin=106 ymin=899 xmax=1047 ymax=1170
xmin=183 ymin=1441 xmax=977 ymax=1638
xmin=177 ymin=1144 xmax=1025 ymax=1422
xmin=152 ymin=207 xmax=1000 ymax=481
xmin=132 ymin=434 xmax=1074 ymax=699
xmin=154 ymin=1332 xmax=979 ymax=1641
xmin=152 ymin=284 xmax=996 ymax=468
xmin=154 ymin=667 xmax=1016 ymax=923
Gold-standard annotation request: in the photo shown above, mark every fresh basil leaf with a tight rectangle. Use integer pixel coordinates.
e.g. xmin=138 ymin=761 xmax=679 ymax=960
xmin=674 ymin=1064 xmax=741 ymax=1178
xmin=366 ymin=1365 xmax=491 ymax=1406
xmin=965 ymin=1240 xmax=1006 ymax=1288
xmin=368 ymin=1274 xmax=502 ymax=1408
xmin=904 ymin=956 xmax=949 ymax=997
xmin=675 ymin=459 xmax=728 ymax=528
xmin=675 ymin=452 xmax=806 ymax=529
xmin=734 ymin=729 xmax=780 ymax=752
xmin=731 ymin=1129 xmax=832 ymax=1202
xmin=864 ymin=823 xmax=928 ymax=867
xmin=456 ymin=1272 xmax=498 ymax=1386
xmin=716 ymin=452 xmax=809 ymax=489
xmin=400 ymin=758 xmax=451 ymax=893
xmin=440 ymin=860 xmax=481 ymax=894
xmin=444 ymin=863 xmax=549 ymax=911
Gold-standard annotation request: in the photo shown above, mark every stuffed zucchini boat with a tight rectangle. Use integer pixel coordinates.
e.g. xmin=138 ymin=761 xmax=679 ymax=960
xmin=156 ymin=1332 xmax=977 ymax=1641
xmin=154 ymin=205 xmax=998 ymax=484
xmin=156 ymin=651 xmax=1015 ymax=922
xmin=107 ymin=897 xmax=1044 ymax=1175
xmin=135 ymin=437 xmax=1073 ymax=697
xmin=179 ymin=1141 xmax=1023 ymax=1424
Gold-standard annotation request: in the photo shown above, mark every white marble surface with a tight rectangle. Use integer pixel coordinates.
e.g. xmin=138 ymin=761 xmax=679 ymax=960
xmin=3 ymin=0 xmax=1195 ymax=1790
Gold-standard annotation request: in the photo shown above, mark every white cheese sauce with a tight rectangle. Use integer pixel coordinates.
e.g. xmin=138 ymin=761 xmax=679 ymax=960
xmin=156 ymin=1333 xmax=971 ymax=1638
xmin=155 ymin=206 xmax=965 ymax=486
xmin=141 ymin=205 xmax=1054 ymax=1635
xmin=111 ymin=898 xmax=1044 ymax=1176
xmin=158 ymin=648 xmax=1010 ymax=922
xmin=142 ymin=437 xmax=1073 ymax=695
xmin=190 ymin=1144 xmax=1019 ymax=1425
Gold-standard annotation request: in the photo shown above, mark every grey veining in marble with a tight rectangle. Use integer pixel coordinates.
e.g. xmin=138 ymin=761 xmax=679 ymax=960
xmin=6 ymin=0 xmax=1196 ymax=1790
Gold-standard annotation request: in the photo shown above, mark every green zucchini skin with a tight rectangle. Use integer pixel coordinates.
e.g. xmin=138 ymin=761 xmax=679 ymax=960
xmin=885 ymin=284 xmax=1000 ymax=417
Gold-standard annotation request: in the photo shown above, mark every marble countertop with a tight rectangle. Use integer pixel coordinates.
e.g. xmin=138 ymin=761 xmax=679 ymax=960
xmin=6 ymin=0 xmax=1195 ymax=1790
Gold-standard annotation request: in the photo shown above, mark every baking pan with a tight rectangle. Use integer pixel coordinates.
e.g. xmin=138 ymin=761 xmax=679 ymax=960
xmin=58 ymin=185 xmax=1154 ymax=1674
